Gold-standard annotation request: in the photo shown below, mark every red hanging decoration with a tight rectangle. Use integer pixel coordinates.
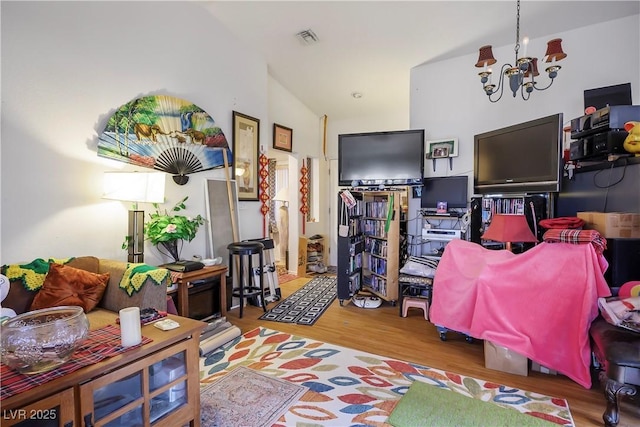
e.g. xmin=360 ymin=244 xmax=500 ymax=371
xmin=259 ymin=152 xmax=270 ymax=237
xmin=299 ymin=159 xmax=309 ymax=236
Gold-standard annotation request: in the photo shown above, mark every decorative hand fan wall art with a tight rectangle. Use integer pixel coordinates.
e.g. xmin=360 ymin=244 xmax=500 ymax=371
xmin=97 ymin=95 xmax=232 ymax=184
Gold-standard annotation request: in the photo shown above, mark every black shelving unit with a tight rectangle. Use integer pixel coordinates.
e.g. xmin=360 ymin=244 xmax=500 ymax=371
xmin=337 ymin=191 xmax=364 ymax=305
xmin=470 ymin=193 xmax=554 ymax=247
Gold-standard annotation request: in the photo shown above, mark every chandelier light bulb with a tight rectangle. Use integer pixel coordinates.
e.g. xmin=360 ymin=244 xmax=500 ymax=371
xmin=521 ymin=36 xmax=529 ymax=59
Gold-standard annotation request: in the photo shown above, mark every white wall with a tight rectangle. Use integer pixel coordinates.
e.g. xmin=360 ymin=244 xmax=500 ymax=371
xmin=409 ymin=14 xmax=640 ymax=219
xmin=267 ymin=76 xmax=325 ymax=272
xmin=3 ymin=3 xmax=637 ymax=267
xmin=0 ymin=1 xmax=298 ymax=265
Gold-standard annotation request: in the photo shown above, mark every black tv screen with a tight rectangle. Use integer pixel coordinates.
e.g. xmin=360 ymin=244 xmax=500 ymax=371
xmin=338 ymin=129 xmax=425 ymax=186
xmin=474 ymin=113 xmax=563 ymax=194
xmin=421 ymin=176 xmax=468 ymax=210
xmin=584 ymin=83 xmax=632 ymax=111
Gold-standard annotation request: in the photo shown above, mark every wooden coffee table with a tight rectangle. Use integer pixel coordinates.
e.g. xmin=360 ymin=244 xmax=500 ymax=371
xmin=1 ymin=311 xmax=206 ymax=427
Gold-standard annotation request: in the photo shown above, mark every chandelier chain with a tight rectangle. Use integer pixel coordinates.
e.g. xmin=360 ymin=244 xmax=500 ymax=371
xmin=514 ymin=0 xmax=521 ymax=56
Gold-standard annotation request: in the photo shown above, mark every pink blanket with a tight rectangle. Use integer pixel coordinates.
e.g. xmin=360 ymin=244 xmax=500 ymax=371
xmin=429 ymin=239 xmax=611 ymax=388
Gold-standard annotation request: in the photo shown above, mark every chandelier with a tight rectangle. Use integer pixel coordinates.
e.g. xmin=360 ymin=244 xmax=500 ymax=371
xmin=475 ymin=0 xmax=567 ymax=102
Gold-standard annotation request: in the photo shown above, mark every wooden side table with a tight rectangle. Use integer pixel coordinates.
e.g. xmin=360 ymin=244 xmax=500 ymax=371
xmin=167 ymin=265 xmax=228 ymax=318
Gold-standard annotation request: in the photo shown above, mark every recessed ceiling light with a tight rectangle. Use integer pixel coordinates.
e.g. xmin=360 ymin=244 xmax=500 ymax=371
xmin=351 ymin=92 xmax=363 ymax=99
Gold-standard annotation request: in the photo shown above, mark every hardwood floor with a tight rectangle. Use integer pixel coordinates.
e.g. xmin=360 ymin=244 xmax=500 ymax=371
xmin=225 ymin=277 xmax=638 ymax=427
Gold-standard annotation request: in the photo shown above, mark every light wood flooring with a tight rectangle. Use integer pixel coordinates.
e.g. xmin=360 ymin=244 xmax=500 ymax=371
xmin=225 ymin=277 xmax=639 ymax=427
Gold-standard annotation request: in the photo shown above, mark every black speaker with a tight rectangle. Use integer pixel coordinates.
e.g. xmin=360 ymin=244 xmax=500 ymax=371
xmin=603 ymin=238 xmax=640 ymax=295
xmin=470 ymin=197 xmax=483 ymax=244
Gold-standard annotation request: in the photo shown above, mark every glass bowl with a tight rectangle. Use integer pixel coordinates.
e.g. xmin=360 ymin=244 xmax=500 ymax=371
xmin=0 ymin=306 xmax=89 ymax=374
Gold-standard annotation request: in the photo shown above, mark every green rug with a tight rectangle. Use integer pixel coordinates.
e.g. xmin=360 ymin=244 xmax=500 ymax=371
xmin=388 ymin=380 xmax=556 ymax=427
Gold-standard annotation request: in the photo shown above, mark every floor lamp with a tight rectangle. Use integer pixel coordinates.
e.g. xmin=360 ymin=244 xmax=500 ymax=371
xmin=103 ymin=171 xmax=166 ymax=263
xmin=481 ymin=214 xmax=538 ymax=252
xmin=274 ymin=187 xmax=289 ymax=269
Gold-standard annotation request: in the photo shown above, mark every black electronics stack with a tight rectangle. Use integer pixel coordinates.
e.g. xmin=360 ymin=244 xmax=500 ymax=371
xmin=569 ymin=105 xmax=640 ymax=161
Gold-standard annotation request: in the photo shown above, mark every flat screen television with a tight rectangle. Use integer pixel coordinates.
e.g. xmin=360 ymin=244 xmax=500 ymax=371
xmin=338 ymin=129 xmax=425 ymax=186
xmin=474 ymin=113 xmax=563 ymax=194
xmin=584 ymin=83 xmax=632 ymax=111
xmin=421 ymin=176 xmax=468 ymax=210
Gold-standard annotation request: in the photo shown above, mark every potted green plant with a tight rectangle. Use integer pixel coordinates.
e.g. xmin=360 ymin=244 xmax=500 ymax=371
xmin=123 ymin=196 xmax=206 ymax=262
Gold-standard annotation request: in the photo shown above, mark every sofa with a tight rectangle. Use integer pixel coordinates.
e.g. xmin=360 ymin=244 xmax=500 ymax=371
xmin=2 ymin=256 xmax=169 ymax=327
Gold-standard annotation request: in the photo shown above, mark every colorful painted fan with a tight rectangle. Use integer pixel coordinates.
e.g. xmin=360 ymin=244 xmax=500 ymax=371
xmin=97 ymin=95 xmax=231 ymax=184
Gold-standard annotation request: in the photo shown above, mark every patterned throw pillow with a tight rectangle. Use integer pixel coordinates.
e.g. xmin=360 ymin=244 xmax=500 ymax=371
xmin=30 ymin=263 xmax=109 ymax=312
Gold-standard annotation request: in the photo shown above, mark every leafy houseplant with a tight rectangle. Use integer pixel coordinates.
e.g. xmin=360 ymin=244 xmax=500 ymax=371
xmin=123 ymin=197 xmax=206 ymax=262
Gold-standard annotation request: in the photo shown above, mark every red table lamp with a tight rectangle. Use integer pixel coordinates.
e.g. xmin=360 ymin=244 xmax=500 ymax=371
xmin=481 ymin=214 xmax=538 ymax=251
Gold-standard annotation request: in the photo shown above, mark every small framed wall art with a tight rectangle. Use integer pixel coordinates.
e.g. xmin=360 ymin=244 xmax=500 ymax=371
xmin=232 ymin=111 xmax=260 ymax=201
xmin=273 ymin=123 xmax=293 ymax=152
xmin=426 ymin=138 xmax=458 ymax=159
xmin=426 ymin=138 xmax=459 ymax=171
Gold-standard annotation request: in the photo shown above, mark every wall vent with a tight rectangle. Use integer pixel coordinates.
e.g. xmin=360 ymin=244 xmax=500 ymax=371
xmin=296 ymin=29 xmax=319 ymax=45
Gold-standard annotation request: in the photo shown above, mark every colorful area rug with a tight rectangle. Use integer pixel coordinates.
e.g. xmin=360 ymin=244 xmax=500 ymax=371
xmin=200 ymin=366 xmax=307 ymax=427
xmin=259 ymin=276 xmax=336 ymax=325
xmin=200 ymin=327 xmax=575 ymax=427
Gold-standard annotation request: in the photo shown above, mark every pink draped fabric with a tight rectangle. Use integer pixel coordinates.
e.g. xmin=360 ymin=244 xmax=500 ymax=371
xmin=429 ymin=239 xmax=611 ymax=388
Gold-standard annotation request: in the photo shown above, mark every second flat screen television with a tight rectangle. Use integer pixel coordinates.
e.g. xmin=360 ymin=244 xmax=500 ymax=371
xmin=474 ymin=113 xmax=563 ymax=194
xmin=421 ymin=176 xmax=468 ymax=211
xmin=338 ymin=129 xmax=425 ymax=186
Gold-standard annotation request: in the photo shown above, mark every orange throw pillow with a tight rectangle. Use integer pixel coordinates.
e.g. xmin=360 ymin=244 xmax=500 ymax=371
xmin=30 ymin=263 xmax=110 ymax=313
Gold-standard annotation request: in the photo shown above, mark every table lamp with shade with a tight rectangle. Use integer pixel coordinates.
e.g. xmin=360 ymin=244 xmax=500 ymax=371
xmin=274 ymin=186 xmax=289 ymax=207
xmin=102 ymin=171 xmax=166 ymax=263
xmin=481 ymin=214 xmax=538 ymax=252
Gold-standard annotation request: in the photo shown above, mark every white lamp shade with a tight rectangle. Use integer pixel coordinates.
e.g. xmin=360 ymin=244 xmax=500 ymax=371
xmin=274 ymin=187 xmax=289 ymax=202
xmin=103 ymin=171 xmax=166 ymax=203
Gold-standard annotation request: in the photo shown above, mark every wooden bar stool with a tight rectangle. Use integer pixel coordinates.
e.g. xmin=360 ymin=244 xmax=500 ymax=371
xmin=402 ymin=297 xmax=429 ymax=320
xmin=227 ymin=241 xmax=266 ymax=318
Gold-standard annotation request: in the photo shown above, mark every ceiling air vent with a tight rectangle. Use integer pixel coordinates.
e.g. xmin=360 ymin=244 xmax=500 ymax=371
xmin=296 ymin=29 xmax=319 ymax=46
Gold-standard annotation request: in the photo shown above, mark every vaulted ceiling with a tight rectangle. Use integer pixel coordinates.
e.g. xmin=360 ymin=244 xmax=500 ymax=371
xmin=203 ymin=1 xmax=639 ymax=121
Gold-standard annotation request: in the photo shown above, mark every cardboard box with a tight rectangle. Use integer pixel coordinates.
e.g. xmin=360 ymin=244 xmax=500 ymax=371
xmin=577 ymin=212 xmax=640 ymax=238
xmin=484 ymin=341 xmax=528 ymax=376
xmin=531 ymin=361 xmax=558 ymax=375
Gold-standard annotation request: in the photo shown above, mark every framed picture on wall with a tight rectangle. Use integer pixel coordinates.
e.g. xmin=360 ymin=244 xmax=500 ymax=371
xmin=273 ymin=123 xmax=293 ymax=152
xmin=232 ymin=111 xmax=260 ymax=201
xmin=426 ymin=138 xmax=458 ymax=159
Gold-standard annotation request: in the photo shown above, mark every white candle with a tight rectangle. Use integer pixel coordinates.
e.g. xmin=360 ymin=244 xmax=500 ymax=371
xmin=120 ymin=307 xmax=142 ymax=347
xmin=522 ymin=37 xmax=529 ymax=59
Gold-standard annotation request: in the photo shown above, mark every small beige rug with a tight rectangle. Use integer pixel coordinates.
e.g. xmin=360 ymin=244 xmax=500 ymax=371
xmin=278 ymin=273 xmax=298 ymax=284
xmin=200 ymin=366 xmax=307 ymax=427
